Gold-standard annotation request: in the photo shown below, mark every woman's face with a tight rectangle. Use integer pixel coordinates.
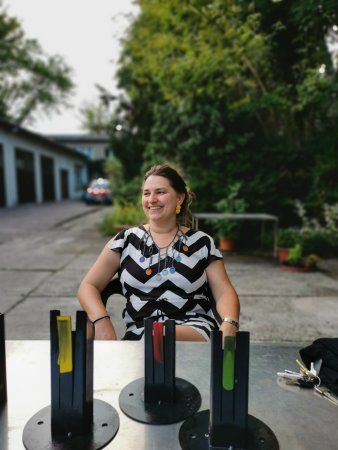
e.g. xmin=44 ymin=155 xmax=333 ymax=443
xmin=142 ymin=175 xmax=184 ymax=223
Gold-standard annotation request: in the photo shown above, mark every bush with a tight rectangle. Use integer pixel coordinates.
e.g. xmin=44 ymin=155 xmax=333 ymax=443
xmin=277 ymin=227 xmax=301 ymax=248
xmin=100 ymin=204 xmax=145 ymax=236
xmin=295 ymin=200 xmax=338 ymax=257
xmin=212 ymin=182 xmax=246 ymax=240
xmin=301 ymin=230 xmax=338 ymax=258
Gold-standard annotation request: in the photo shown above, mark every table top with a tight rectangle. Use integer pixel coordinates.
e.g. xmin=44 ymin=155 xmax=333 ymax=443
xmin=2 ymin=340 xmax=337 ymax=450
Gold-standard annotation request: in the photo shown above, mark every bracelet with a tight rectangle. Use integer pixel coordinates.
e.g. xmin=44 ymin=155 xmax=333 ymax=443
xmin=91 ymin=315 xmax=110 ymax=325
xmin=222 ymin=317 xmax=239 ymax=329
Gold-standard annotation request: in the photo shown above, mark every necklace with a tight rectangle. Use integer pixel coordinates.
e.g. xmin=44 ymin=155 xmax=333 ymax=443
xmin=138 ymin=225 xmax=189 ymax=279
xmin=148 ymin=224 xmax=179 ymax=251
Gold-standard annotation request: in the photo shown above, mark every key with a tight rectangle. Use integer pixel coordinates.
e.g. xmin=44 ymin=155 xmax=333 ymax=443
xmin=314 ymin=385 xmax=338 ymax=406
xmin=277 ymin=372 xmax=303 ymax=380
xmin=296 ymin=359 xmax=316 ymax=379
xmin=285 ymin=369 xmax=302 ymax=376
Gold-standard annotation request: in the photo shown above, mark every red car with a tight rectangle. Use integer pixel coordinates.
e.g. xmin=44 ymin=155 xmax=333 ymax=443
xmin=83 ymin=178 xmax=112 ymax=205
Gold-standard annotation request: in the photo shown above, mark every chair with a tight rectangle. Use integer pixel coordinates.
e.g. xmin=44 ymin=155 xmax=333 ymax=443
xmin=100 ymin=277 xmax=123 ymax=307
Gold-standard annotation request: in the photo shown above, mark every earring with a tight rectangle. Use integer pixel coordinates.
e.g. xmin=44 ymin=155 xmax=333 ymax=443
xmin=176 ymin=203 xmax=181 ymax=214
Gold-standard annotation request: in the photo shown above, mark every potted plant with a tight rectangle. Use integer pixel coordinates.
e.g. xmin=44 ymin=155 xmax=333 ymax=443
xmin=277 ymin=227 xmax=301 ymax=263
xmin=281 ymin=243 xmax=319 ymax=273
xmin=214 ymin=216 xmax=239 ymax=251
xmin=213 ymin=183 xmax=246 ymax=251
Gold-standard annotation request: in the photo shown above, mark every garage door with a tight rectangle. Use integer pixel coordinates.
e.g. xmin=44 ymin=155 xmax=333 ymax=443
xmin=0 ymin=146 xmax=5 ymax=206
xmin=41 ymin=155 xmax=55 ymax=201
xmin=16 ymin=148 xmax=36 ymax=204
xmin=60 ymin=169 xmax=69 ymax=199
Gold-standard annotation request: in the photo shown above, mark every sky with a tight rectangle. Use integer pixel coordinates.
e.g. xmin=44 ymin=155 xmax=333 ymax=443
xmin=6 ymin=0 xmax=138 ymax=135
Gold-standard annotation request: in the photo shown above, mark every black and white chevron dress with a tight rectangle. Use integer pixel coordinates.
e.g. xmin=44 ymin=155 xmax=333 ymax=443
xmin=108 ymin=225 xmax=223 ymax=340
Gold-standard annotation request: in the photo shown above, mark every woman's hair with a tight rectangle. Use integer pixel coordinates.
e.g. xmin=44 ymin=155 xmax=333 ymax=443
xmin=143 ymin=163 xmax=195 ymax=227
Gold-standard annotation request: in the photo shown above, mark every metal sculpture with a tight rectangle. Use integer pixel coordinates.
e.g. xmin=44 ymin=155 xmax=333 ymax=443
xmin=22 ymin=310 xmax=119 ymax=450
xmin=0 ymin=313 xmax=8 ymax=450
xmin=0 ymin=313 xmax=6 ymax=405
xmin=119 ymin=317 xmax=201 ymax=424
xmin=179 ymin=331 xmax=279 ymax=450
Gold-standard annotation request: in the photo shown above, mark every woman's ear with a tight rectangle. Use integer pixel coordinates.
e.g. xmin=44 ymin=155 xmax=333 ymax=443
xmin=178 ymin=193 xmax=185 ymax=205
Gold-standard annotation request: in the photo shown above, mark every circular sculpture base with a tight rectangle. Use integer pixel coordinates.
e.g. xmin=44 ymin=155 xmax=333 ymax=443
xmin=179 ymin=409 xmax=279 ymax=450
xmin=119 ymin=377 xmax=201 ymax=425
xmin=22 ymin=399 xmax=119 ymax=450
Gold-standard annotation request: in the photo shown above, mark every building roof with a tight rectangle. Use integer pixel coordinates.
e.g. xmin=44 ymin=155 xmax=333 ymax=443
xmin=47 ymin=134 xmax=110 ymax=144
xmin=0 ymin=118 xmax=88 ymax=160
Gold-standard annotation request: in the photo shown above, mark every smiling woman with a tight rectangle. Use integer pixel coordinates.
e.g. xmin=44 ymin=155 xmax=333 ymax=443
xmin=77 ymin=163 xmax=240 ymax=343
xmin=142 ymin=172 xmax=186 ymax=234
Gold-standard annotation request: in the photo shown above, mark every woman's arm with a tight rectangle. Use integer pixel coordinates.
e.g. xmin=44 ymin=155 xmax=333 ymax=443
xmin=206 ymin=259 xmax=240 ymax=337
xmin=77 ymin=244 xmax=121 ymax=340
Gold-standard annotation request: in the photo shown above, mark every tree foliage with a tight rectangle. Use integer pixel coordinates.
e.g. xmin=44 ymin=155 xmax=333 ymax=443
xmin=0 ymin=1 xmax=74 ymax=125
xmin=100 ymin=0 xmax=338 ymax=224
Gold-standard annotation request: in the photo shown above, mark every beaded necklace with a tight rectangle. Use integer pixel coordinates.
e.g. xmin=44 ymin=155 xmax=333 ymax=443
xmin=138 ymin=225 xmax=189 ymax=279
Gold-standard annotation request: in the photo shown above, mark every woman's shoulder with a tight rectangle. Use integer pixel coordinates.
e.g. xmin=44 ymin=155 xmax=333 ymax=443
xmin=107 ymin=224 xmax=147 ymax=248
xmin=184 ymin=227 xmax=213 ymax=240
xmin=117 ymin=224 xmax=147 ymax=237
xmin=127 ymin=224 xmax=147 ymax=235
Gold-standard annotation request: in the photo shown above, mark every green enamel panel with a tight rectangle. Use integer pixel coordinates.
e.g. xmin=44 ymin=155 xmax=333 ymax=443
xmin=222 ymin=336 xmax=236 ymax=390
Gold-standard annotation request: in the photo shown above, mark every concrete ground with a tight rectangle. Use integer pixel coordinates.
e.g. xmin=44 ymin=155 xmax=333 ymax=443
xmin=1 ymin=200 xmax=338 ymax=343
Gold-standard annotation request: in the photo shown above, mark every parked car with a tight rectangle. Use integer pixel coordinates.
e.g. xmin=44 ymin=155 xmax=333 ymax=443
xmin=83 ymin=178 xmax=112 ymax=205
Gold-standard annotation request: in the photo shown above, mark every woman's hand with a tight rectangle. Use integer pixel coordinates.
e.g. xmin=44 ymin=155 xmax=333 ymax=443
xmin=206 ymin=260 xmax=240 ymax=339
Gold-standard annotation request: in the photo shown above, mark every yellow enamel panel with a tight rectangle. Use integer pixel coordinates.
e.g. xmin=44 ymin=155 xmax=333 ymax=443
xmin=57 ymin=316 xmax=73 ymax=373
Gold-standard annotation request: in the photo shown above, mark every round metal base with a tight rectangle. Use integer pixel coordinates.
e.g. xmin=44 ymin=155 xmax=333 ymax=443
xmin=22 ymin=399 xmax=119 ymax=450
xmin=179 ymin=409 xmax=279 ymax=450
xmin=119 ymin=377 xmax=201 ymax=425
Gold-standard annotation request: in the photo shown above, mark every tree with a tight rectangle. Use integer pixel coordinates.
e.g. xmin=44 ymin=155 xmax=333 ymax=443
xmin=114 ymin=0 xmax=338 ymax=223
xmin=80 ymin=88 xmax=144 ymax=182
xmin=117 ymin=1 xmax=287 ymax=205
xmin=0 ymin=1 xmax=74 ymax=125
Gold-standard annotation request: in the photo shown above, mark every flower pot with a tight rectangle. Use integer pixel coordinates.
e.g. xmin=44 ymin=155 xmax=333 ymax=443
xmin=281 ymin=264 xmax=311 ymax=273
xmin=219 ymin=237 xmax=234 ymax=251
xmin=278 ymin=247 xmax=290 ymax=263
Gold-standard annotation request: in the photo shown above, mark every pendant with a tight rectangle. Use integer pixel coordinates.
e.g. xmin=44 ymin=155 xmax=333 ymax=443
xmin=169 ymin=267 xmax=176 ymax=274
xmin=146 ymin=268 xmax=152 ymax=276
xmin=156 ymin=273 xmax=162 ymax=281
xmin=175 ymin=255 xmax=182 ymax=262
xmin=139 ymin=256 xmax=145 ymax=263
xmin=162 ymin=268 xmax=168 ymax=276
xmin=183 ymin=245 xmax=189 ymax=252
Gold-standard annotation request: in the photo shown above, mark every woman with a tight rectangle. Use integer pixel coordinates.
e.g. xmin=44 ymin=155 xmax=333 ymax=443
xmin=77 ymin=163 xmax=240 ymax=341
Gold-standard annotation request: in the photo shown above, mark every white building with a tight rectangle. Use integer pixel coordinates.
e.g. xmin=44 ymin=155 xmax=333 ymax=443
xmin=0 ymin=119 xmax=89 ymax=208
xmin=47 ymin=134 xmax=112 ymax=161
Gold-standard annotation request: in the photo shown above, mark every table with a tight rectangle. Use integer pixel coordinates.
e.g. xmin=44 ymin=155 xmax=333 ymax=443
xmin=2 ymin=341 xmax=338 ymax=449
xmin=194 ymin=213 xmax=279 ymax=258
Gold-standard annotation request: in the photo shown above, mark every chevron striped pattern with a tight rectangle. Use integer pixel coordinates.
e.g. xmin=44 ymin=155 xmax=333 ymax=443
xmin=108 ymin=226 xmax=223 ymax=340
